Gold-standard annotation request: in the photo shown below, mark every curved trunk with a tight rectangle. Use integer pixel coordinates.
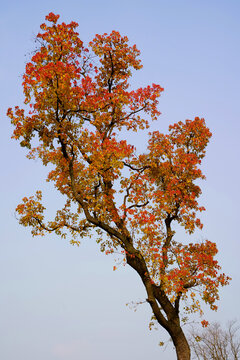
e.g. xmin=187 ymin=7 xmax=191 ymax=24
xmin=170 ymin=325 xmax=191 ymax=360
xmin=125 ymin=250 xmax=191 ymax=359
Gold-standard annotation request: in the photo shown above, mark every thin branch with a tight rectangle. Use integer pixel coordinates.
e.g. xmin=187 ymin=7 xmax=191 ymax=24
xmin=123 ymin=162 xmax=150 ymax=172
xmin=119 ymin=104 xmax=147 ymax=122
xmin=127 ymin=200 xmax=149 ymax=210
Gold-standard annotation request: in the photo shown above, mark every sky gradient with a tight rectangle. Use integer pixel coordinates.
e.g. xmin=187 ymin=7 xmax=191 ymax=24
xmin=1 ymin=1 xmax=240 ymax=359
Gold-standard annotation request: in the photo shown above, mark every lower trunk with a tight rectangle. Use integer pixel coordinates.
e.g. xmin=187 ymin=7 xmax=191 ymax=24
xmin=170 ymin=325 xmax=191 ymax=360
xmin=124 ymin=246 xmax=191 ymax=359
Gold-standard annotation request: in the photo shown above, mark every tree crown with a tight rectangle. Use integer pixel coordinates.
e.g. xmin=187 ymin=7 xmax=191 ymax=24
xmin=7 ymin=12 xmax=230 ymax=321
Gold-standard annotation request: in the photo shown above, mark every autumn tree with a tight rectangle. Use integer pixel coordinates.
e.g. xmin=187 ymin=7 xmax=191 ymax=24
xmin=7 ymin=13 xmax=230 ymax=360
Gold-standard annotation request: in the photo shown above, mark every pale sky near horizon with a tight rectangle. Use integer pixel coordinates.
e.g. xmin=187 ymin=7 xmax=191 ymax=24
xmin=1 ymin=1 xmax=240 ymax=359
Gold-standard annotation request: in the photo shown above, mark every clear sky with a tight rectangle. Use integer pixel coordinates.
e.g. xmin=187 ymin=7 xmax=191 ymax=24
xmin=1 ymin=1 xmax=239 ymax=359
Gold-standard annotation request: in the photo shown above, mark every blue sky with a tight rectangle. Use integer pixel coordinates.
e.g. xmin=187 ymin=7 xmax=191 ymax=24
xmin=1 ymin=1 xmax=240 ymax=359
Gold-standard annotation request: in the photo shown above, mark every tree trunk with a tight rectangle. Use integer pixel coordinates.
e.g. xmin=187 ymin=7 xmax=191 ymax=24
xmin=170 ymin=325 xmax=191 ymax=360
xmin=125 ymin=250 xmax=191 ymax=359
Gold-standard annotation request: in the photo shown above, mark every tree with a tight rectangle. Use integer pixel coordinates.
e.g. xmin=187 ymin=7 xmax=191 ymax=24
xmin=7 ymin=12 xmax=230 ymax=360
xmin=188 ymin=321 xmax=240 ymax=359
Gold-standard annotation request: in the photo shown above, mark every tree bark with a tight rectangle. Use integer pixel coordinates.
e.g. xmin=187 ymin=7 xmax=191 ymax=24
xmin=169 ymin=325 xmax=191 ymax=360
xmin=125 ymin=251 xmax=191 ymax=360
